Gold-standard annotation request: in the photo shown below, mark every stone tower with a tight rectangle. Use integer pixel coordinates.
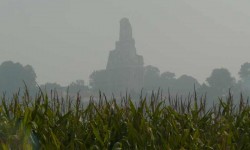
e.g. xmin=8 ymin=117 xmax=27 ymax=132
xmin=105 ymin=18 xmax=144 ymax=93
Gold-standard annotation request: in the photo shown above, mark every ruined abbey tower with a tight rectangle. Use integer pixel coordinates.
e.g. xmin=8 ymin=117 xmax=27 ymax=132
xmin=105 ymin=18 xmax=144 ymax=93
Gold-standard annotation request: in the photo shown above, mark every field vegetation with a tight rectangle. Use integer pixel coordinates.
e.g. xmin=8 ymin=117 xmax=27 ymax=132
xmin=0 ymin=89 xmax=250 ymax=149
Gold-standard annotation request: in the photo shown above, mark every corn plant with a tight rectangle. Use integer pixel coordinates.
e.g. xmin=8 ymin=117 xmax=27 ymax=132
xmin=0 ymin=89 xmax=250 ymax=149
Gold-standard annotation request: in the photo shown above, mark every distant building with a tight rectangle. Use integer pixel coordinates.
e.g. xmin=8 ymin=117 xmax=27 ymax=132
xmin=90 ymin=18 xmax=144 ymax=93
xmin=106 ymin=18 xmax=144 ymax=93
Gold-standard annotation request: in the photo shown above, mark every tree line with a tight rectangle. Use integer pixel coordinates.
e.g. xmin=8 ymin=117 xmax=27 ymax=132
xmin=1 ymin=60 xmax=250 ymax=103
xmin=90 ymin=63 xmax=250 ymax=103
xmin=0 ymin=61 xmax=88 ymax=98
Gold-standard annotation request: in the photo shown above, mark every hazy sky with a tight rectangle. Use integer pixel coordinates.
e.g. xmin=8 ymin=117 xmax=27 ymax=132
xmin=1 ymin=0 xmax=250 ymax=85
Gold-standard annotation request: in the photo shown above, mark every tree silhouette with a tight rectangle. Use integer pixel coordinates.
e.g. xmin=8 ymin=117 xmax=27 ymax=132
xmin=89 ymin=70 xmax=106 ymax=91
xmin=0 ymin=61 xmax=37 ymax=96
xmin=40 ymin=82 xmax=63 ymax=93
xmin=206 ymin=68 xmax=235 ymax=90
xmin=143 ymin=65 xmax=160 ymax=91
xmin=175 ymin=75 xmax=200 ymax=94
xmin=160 ymin=71 xmax=176 ymax=91
xmin=161 ymin=71 xmax=176 ymax=80
xmin=239 ymin=62 xmax=250 ymax=82
xmin=68 ymin=80 xmax=88 ymax=93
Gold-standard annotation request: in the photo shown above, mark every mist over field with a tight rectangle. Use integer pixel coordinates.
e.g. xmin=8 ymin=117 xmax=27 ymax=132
xmin=1 ymin=1 xmax=250 ymax=86
xmin=2 ymin=1 xmax=250 ymax=149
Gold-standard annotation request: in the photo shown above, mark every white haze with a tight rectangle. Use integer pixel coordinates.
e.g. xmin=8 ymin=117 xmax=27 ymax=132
xmin=0 ymin=0 xmax=250 ymax=85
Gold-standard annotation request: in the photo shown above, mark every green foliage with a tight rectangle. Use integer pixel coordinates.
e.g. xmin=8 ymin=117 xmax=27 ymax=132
xmin=0 ymin=90 xmax=250 ymax=149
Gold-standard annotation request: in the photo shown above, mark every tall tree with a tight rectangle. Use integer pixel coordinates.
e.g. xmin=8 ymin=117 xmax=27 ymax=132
xmin=143 ymin=65 xmax=160 ymax=91
xmin=161 ymin=71 xmax=176 ymax=80
xmin=239 ymin=62 xmax=250 ymax=82
xmin=175 ymin=75 xmax=200 ymax=94
xmin=0 ymin=61 xmax=37 ymax=96
xmin=89 ymin=70 xmax=107 ymax=91
xmin=238 ymin=62 xmax=250 ymax=94
xmin=206 ymin=68 xmax=236 ymax=93
xmin=160 ymin=71 xmax=176 ymax=91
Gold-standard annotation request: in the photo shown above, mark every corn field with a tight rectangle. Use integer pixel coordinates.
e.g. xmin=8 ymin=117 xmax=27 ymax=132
xmin=0 ymin=89 xmax=250 ymax=149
